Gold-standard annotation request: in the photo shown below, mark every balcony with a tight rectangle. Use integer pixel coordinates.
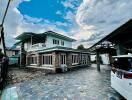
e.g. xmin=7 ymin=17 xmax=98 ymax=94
xmin=28 ymin=43 xmax=46 ymax=51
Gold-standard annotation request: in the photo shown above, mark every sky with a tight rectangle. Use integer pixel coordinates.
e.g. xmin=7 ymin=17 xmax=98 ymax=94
xmin=0 ymin=0 xmax=132 ymax=48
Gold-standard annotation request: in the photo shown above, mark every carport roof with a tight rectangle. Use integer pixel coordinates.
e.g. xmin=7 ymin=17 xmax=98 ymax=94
xmin=89 ymin=19 xmax=132 ymax=49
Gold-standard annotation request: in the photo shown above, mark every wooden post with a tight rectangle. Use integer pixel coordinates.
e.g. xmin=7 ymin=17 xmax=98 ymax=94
xmin=108 ymin=53 xmax=113 ymax=66
xmin=20 ymin=42 xmax=26 ymax=67
xmin=66 ymin=53 xmax=72 ymax=69
xmin=96 ymin=51 xmax=100 ymax=71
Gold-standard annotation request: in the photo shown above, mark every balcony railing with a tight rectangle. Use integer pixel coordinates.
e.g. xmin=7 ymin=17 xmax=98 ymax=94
xmin=28 ymin=43 xmax=46 ymax=51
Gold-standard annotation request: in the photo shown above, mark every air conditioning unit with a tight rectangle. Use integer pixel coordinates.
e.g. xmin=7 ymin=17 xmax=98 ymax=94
xmin=39 ymin=43 xmax=46 ymax=47
xmin=42 ymin=43 xmax=46 ymax=47
xmin=61 ymin=65 xmax=68 ymax=72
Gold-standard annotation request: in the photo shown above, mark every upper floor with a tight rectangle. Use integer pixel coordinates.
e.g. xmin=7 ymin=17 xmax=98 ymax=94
xmin=16 ymin=31 xmax=76 ymax=52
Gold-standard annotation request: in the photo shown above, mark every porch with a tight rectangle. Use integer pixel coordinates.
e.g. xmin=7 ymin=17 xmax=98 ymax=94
xmin=26 ymin=50 xmax=90 ymax=73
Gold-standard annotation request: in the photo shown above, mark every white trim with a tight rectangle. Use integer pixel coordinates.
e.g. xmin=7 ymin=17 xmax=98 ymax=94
xmin=41 ymin=65 xmax=53 ymax=67
xmin=113 ymin=54 xmax=132 ymax=58
xmin=30 ymin=55 xmax=37 ymax=65
xmin=30 ymin=64 xmax=37 ymax=66
xmin=72 ymin=54 xmax=79 ymax=64
xmin=27 ymin=66 xmax=55 ymax=70
xmin=61 ymin=53 xmax=66 ymax=65
xmin=72 ymin=63 xmax=79 ymax=65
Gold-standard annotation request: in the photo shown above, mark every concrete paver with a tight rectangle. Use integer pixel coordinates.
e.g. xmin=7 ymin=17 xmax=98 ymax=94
xmin=2 ymin=64 xmax=125 ymax=100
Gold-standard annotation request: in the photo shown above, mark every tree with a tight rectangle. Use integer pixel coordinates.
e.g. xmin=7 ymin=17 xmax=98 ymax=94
xmin=77 ymin=44 xmax=85 ymax=50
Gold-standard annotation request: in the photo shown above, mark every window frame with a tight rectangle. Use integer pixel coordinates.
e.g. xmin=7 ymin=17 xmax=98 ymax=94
xmin=53 ymin=39 xmax=59 ymax=45
xmin=61 ymin=53 xmax=66 ymax=65
xmin=30 ymin=55 xmax=37 ymax=65
xmin=61 ymin=41 xmax=64 ymax=46
xmin=72 ymin=54 xmax=79 ymax=65
xmin=82 ymin=54 xmax=87 ymax=64
xmin=42 ymin=54 xmax=53 ymax=67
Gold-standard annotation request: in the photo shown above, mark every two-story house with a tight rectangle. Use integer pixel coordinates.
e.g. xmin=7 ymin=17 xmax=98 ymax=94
xmin=16 ymin=31 xmax=90 ymax=73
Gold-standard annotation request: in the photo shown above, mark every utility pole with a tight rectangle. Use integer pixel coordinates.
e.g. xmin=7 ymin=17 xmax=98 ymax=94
xmin=0 ymin=0 xmax=11 ymax=55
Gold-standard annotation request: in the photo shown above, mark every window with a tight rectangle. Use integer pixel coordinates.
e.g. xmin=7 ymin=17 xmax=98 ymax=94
xmin=53 ymin=39 xmax=55 ymax=44
xmin=61 ymin=54 xmax=66 ymax=64
xmin=42 ymin=54 xmax=53 ymax=65
xmin=72 ymin=54 xmax=79 ymax=64
xmin=30 ymin=55 xmax=37 ymax=65
xmin=61 ymin=41 xmax=64 ymax=46
xmin=82 ymin=54 xmax=87 ymax=64
xmin=53 ymin=39 xmax=59 ymax=45
xmin=113 ymin=58 xmax=132 ymax=71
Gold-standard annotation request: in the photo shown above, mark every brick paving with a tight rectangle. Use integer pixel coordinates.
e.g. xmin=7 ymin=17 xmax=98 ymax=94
xmin=4 ymin=64 xmax=125 ymax=100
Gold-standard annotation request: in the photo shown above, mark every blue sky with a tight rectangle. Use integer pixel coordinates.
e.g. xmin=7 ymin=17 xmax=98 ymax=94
xmin=0 ymin=0 xmax=132 ymax=48
xmin=18 ymin=0 xmax=66 ymax=22
xmin=18 ymin=0 xmax=82 ymax=33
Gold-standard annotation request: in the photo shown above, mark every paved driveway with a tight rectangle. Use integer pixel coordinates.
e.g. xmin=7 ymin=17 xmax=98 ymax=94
xmin=2 ymin=64 xmax=125 ymax=100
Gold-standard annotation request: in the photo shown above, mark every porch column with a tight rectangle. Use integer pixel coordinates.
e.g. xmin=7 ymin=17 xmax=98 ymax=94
xmin=87 ymin=54 xmax=91 ymax=66
xmin=26 ymin=55 xmax=29 ymax=66
xmin=20 ymin=42 xmax=26 ymax=67
xmin=37 ymin=53 xmax=41 ymax=67
xmin=79 ymin=53 xmax=82 ymax=65
xmin=96 ymin=51 xmax=100 ymax=71
xmin=66 ymin=53 xmax=72 ymax=68
xmin=108 ymin=53 xmax=113 ymax=65
xmin=54 ymin=52 xmax=61 ymax=72
xmin=52 ymin=52 xmax=56 ymax=69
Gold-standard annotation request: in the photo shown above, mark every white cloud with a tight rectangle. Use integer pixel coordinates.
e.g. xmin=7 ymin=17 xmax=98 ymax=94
xmin=55 ymin=21 xmax=68 ymax=27
xmin=73 ymin=31 xmax=93 ymax=41
xmin=61 ymin=1 xmax=75 ymax=9
xmin=76 ymin=0 xmax=132 ymax=46
xmin=56 ymin=10 xmax=62 ymax=15
xmin=23 ymin=15 xmax=43 ymax=23
xmin=64 ymin=11 xmax=75 ymax=22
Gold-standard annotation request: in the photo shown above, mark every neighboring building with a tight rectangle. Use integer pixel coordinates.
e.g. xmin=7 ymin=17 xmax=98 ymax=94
xmin=16 ymin=31 xmax=90 ymax=73
xmin=91 ymin=54 xmax=110 ymax=65
xmin=5 ymin=47 xmax=20 ymax=66
xmin=6 ymin=47 xmax=19 ymax=57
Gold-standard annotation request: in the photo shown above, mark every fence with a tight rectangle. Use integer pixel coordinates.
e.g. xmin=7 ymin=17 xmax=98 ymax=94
xmin=0 ymin=57 xmax=9 ymax=90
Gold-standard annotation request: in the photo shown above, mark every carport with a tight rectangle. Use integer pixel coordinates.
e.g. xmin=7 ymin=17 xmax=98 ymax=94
xmin=89 ymin=19 xmax=132 ymax=71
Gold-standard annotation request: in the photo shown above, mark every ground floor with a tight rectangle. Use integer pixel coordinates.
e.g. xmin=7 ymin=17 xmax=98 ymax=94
xmin=2 ymin=64 xmax=125 ymax=100
xmin=26 ymin=50 xmax=90 ymax=73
